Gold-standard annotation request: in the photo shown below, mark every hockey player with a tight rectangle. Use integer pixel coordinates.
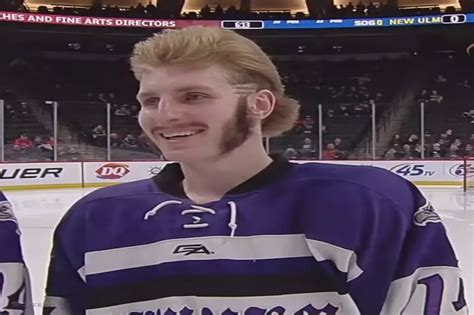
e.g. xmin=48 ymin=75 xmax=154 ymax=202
xmin=43 ymin=27 xmax=468 ymax=314
xmin=0 ymin=191 xmax=33 ymax=315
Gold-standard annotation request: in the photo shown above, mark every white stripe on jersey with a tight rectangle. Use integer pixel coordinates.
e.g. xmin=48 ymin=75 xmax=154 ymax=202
xmin=85 ymin=291 xmax=361 ymax=315
xmin=305 ymin=239 xmax=364 ymax=281
xmin=84 ymin=234 xmax=313 ymax=276
xmin=82 ymin=234 xmax=365 ymax=279
xmin=0 ymin=262 xmax=34 ymax=315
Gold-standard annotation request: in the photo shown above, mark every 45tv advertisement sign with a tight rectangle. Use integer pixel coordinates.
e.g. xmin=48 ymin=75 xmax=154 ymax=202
xmin=387 ymin=160 xmax=470 ymax=183
xmin=389 ymin=163 xmax=436 ymax=178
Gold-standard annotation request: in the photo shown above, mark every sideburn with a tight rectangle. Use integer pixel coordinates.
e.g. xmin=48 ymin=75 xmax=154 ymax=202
xmin=220 ymin=96 xmax=253 ymax=155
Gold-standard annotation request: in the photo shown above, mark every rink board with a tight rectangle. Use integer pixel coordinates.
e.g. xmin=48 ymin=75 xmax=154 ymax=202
xmin=0 ymin=162 xmax=82 ymax=190
xmin=0 ymin=160 xmax=470 ymax=190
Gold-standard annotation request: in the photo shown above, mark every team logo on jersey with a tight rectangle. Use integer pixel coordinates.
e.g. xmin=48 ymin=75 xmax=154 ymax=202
xmin=413 ymin=202 xmax=441 ymax=226
xmin=0 ymin=201 xmax=16 ymax=222
xmin=0 ymin=201 xmax=20 ymax=235
xmin=95 ymin=163 xmax=130 ymax=179
xmin=173 ymin=244 xmax=214 ymax=256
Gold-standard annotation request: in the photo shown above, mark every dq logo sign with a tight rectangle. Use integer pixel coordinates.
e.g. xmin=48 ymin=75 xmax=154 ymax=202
xmin=95 ymin=163 xmax=130 ymax=179
xmin=449 ymin=163 xmax=473 ymax=178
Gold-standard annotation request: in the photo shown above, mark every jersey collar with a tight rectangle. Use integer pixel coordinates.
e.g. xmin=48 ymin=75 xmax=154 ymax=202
xmin=153 ymin=154 xmax=293 ymax=198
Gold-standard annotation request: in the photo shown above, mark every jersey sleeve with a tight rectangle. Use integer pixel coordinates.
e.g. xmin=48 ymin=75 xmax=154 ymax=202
xmin=43 ymin=200 xmax=88 ymax=315
xmin=302 ymin=169 xmax=468 ymax=315
xmin=377 ymin=183 xmax=468 ymax=315
xmin=0 ymin=191 xmax=34 ymax=315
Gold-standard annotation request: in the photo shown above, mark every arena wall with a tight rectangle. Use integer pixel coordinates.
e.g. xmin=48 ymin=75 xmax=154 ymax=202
xmin=0 ymin=160 xmax=469 ymax=190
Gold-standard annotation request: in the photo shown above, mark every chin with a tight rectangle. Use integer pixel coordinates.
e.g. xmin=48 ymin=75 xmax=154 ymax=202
xmin=162 ymin=150 xmax=210 ymax=163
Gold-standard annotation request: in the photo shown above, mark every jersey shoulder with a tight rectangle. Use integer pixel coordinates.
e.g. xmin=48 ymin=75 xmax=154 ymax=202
xmin=58 ymin=178 xmax=161 ymax=226
xmin=291 ymin=161 xmax=422 ymax=215
xmin=80 ymin=178 xmax=158 ymax=203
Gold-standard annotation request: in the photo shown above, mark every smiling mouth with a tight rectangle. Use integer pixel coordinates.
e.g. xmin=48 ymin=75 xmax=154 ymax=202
xmin=159 ymin=130 xmax=205 ymax=140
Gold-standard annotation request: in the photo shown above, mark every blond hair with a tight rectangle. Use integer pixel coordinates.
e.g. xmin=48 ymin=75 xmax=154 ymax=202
xmin=130 ymin=26 xmax=300 ymax=138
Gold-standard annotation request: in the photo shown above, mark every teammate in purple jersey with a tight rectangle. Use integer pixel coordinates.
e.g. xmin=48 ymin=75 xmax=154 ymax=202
xmin=43 ymin=26 xmax=468 ymax=314
xmin=0 ymin=191 xmax=33 ymax=315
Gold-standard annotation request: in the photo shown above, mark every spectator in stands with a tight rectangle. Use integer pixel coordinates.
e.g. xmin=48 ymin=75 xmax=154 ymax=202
xmin=462 ymin=109 xmax=474 ymax=123
xmin=438 ymin=134 xmax=451 ymax=148
xmin=389 ymin=134 xmax=401 ymax=147
xmin=430 ymin=143 xmax=444 ymax=158
xmin=37 ymin=136 xmax=54 ymax=153
xmin=33 ymin=136 xmax=43 ymax=147
xmin=445 ymin=129 xmax=454 ymax=142
xmin=463 ymin=144 xmax=474 ymax=157
xmin=401 ymin=144 xmax=414 ymax=160
xmin=384 ymin=148 xmax=397 ymax=159
xmin=114 ymin=104 xmax=131 ymax=116
xmin=92 ymin=124 xmax=106 ymax=147
xmin=334 ymin=138 xmax=343 ymax=150
xmin=448 ymin=144 xmax=460 ymax=158
xmin=131 ymin=105 xmax=139 ymax=119
xmin=453 ymin=139 xmax=462 ymax=148
xmin=322 ymin=143 xmax=338 ymax=160
xmin=435 ymin=74 xmax=447 ymax=85
xmin=283 ymin=146 xmax=299 ymax=160
xmin=367 ymin=2 xmax=377 ymax=15
xmin=356 ymin=1 xmax=365 ymax=15
xmin=414 ymin=144 xmax=424 ymax=159
xmin=108 ymin=92 xmax=117 ymax=103
xmin=5 ymin=104 xmax=17 ymax=119
xmin=200 ymin=4 xmax=211 ymax=18
xmin=14 ymin=134 xmax=33 ymax=150
xmin=353 ymin=103 xmax=370 ymax=116
xmin=98 ymin=93 xmax=108 ymax=102
xmin=18 ymin=102 xmax=31 ymax=116
xmin=123 ymin=134 xmax=139 ymax=148
xmin=110 ymin=133 xmax=122 ymax=147
xmin=469 ymin=134 xmax=474 ymax=145
xmin=407 ymin=134 xmax=419 ymax=146
xmin=63 ymin=147 xmax=82 ymax=161
xmin=302 ymin=115 xmax=315 ymax=135
xmin=299 ymin=138 xmax=316 ymax=159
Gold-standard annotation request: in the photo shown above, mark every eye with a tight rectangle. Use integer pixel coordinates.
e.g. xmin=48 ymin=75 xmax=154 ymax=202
xmin=184 ymin=93 xmax=208 ymax=101
xmin=142 ymin=97 xmax=160 ymax=108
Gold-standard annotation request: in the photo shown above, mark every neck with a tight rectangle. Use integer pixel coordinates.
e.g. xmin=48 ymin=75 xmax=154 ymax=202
xmin=180 ymin=137 xmax=272 ymax=203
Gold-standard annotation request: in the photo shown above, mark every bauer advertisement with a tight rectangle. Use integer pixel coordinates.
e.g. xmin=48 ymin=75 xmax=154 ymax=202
xmin=0 ymin=162 xmax=82 ymax=190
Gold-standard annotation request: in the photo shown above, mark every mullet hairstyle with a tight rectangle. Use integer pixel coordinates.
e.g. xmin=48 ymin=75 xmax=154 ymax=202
xmin=130 ymin=26 xmax=300 ymax=137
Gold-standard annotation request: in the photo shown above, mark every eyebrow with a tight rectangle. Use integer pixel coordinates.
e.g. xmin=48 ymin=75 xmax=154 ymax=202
xmin=137 ymin=85 xmax=215 ymax=101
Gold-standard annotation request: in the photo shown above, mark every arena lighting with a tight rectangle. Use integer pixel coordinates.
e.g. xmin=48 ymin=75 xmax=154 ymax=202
xmin=182 ymin=0 xmax=308 ymax=14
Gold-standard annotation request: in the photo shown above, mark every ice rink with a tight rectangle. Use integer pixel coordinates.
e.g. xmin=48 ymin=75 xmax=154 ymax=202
xmin=5 ymin=186 xmax=473 ymax=313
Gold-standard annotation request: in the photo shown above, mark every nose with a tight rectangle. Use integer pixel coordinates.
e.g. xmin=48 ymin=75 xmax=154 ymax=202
xmin=153 ymin=98 xmax=183 ymax=123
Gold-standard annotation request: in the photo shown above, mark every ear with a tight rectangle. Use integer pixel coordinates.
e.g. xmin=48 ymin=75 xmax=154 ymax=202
xmin=247 ymin=89 xmax=276 ymax=120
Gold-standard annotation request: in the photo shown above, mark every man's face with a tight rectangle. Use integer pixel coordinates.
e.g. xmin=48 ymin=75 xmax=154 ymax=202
xmin=137 ymin=63 xmax=255 ymax=163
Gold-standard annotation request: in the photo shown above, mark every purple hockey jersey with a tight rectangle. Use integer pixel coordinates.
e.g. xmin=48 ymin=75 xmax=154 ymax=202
xmin=0 ymin=191 xmax=33 ymax=315
xmin=44 ymin=156 xmax=468 ymax=315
